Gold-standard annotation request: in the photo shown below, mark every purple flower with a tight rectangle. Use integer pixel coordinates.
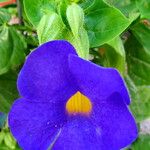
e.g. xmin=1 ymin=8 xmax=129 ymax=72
xmin=8 ymin=40 xmax=137 ymax=150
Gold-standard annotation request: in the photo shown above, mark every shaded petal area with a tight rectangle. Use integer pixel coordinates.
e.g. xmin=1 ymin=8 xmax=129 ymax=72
xmin=69 ymin=55 xmax=130 ymax=104
xmin=91 ymin=93 xmax=138 ymax=149
xmin=18 ymin=40 xmax=77 ymax=102
xmin=52 ymin=116 xmax=108 ymax=150
xmin=8 ymin=98 xmax=67 ymax=150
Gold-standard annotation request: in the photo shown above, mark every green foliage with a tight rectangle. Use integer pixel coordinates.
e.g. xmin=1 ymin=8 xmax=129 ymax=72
xmin=124 ymin=20 xmax=150 ymax=123
xmin=106 ymin=36 xmax=126 ymax=74
xmin=37 ymin=2 xmax=89 ymax=59
xmin=0 ymin=26 xmax=26 ymax=75
xmin=0 ymin=71 xmax=19 ymax=113
xmin=66 ymin=3 xmax=89 ymax=59
xmin=67 ymin=3 xmax=84 ymax=36
xmin=24 ymin=0 xmax=56 ymax=27
xmin=0 ymin=8 xmax=11 ymax=25
xmin=37 ymin=13 xmax=66 ymax=44
xmin=136 ymin=0 xmax=150 ymax=19
xmin=105 ymin=0 xmax=138 ymax=18
xmin=84 ymin=0 xmax=131 ymax=47
xmin=24 ymin=0 xmax=131 ymax=58
xmin=125 ymin=75 xmax=150 ymax=122
xmin=130 ymin=134 xmax=150 ymax=150
xmin=3 ymin=132 xmax=16 ymax=149
xmin=0 ymin=126 xmax=21 ymax=150
xmin=126 ymin=22 xmax=150 ymax=85
xmin=0 ymin=7 xmax=25 ymax=114
xmin=91 ymin=36 xmax=125 ymax=74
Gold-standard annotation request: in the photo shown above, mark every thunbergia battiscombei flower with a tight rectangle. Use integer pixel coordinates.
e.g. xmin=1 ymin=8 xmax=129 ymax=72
xmin=9 ymin=40 xmax=138 ymax=150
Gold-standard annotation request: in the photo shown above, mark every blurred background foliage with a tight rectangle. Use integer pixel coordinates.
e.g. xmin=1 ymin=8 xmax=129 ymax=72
xmin=0 ymin=0 xmax=150 ymax=149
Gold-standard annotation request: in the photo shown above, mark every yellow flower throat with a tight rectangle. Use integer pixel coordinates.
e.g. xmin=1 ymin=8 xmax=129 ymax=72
xmin=66 ymin=91 xmax=92 ymax=115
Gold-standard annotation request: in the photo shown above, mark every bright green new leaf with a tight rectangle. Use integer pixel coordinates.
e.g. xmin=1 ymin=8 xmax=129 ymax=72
xmin=24 ymin=0 xmax=56 ymax=27
xmin=0 ymin=26 xmax=26 ymax=75
xmin=66 ymin=3 xmax=89 ymax=59
xmin=84 ymin=0 xmax=131 ymax=47
xmin=68 ymin=27 xmax=89 ymax=59
xmin=67 ymin=3 xmax=84 ymax=36
xmin=0 ymin=129 xmax=21 ymax=150
xmin=4 ymin=132 xmax=16 ymax=149
xmin=0 ymin=71 xmax=19 ymax=113
xmin=0 ymin=131 xmax=5 ymax=145
xmin=37 ymin=13 xmax=66 ymax=44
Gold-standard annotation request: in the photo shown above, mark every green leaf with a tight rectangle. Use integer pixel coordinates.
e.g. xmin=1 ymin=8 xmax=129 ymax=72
xmin=67 ymin=27 xmax=89 ymax=59
xmin=37 ymin=13 xmax=66 ymax=44
xmin=125 ymin=75 xmax=150 ymax=122
xmin=106 ymin=36 xmax=125 ymax=74
xmin=0 ymin=71 xmax=19 ymax=113
xmin=24 ymin=0 xmax=56 ymax=27
xmin=0 ymin=131 xmax=5 ymax=144
xmin=67 ymin=3 xmax=84 ymax=36
xmin=104 ymin=0 xmax=139 ymax=19
xmin=131 ymin=21 xmax=150 ymax=51
xmin=108 ymin=36 xmax=125 ymax=57
xmin=125 ymin=22 xmax=150 ymax=85
xmin=37 ymin=3 xmax=90 ymax=59
xmin=66 ymin=3 xmax=89 ymax=59
xmin=0 ymin=8 xmax=11 ymax=25
xmin=57 ymin=0 xmax=69 ymax=26
xmin=130 ymin=134 xmax=150 ymax=149
xmin=125 ymin=22 xmax=150 ymax=122
xmin=84 ymin=0 xmax=131 ymax=47
xmin=0 ymin=128 xmax=21 ymax=150
xmin=137 ymin=87 xmax=150 ymax=120
xmin=79 ymin=0 xmax=94 ymax=10
xmin=124 ymin=75 xmax=139 ymax=105
xmin=136 ymin=0 xmax=150 ymax=19
xmin=91 ymin=36 xmax=125 ymax=74
xmin=125 ymin=75 xmax=139 ymax=122
xmin=0 ymin=26 xmax=26 ymax=75
xmin=4 ymin=132 xmax=16 ymax=149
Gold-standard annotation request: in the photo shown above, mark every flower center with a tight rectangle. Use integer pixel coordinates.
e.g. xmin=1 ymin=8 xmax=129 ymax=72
xmin=66 ymin=91 xmax=92 ymax=115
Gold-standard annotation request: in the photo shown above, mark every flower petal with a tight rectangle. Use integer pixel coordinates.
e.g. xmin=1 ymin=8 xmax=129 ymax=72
xmin=69 ymin=55 xmax=130 ymax=104
xmin=8 ymin=98 xmax=67 ymax=150
xmin=52 ymin=116 xmax=109 ymax=150
xmin=91 ymin=93 xmax=138 ymax=149
xmin=18 ymin=40 xmax=77 ymax=102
